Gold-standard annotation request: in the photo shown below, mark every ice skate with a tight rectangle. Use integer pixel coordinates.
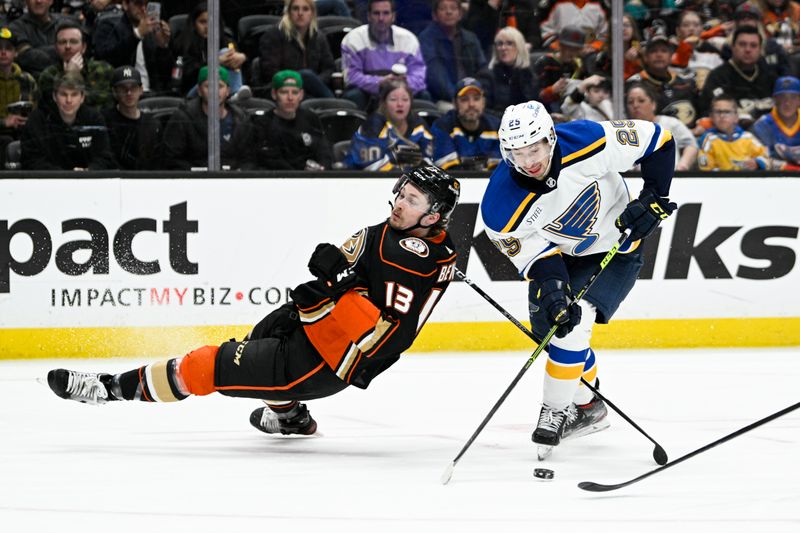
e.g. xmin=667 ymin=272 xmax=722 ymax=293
xmin=249 ymin=402 xmax=318 ymax=436
xmin=563 ymin=395 xmax=610 ymax=441
xmin=47 ymin=369 xmax=115 ymax=405
xmin=532 ymin=404 xmax=571 ymax=460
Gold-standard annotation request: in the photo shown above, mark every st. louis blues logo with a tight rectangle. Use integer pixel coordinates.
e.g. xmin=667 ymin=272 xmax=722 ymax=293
xmin=544 ymin=182 xmax=600 ymax=254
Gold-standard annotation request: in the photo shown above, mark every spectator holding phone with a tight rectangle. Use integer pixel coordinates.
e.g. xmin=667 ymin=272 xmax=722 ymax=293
xmin=93 ymin=0 xmax=174 ymax=95
xmin=0 ymin=27 xmax=38 ymax=167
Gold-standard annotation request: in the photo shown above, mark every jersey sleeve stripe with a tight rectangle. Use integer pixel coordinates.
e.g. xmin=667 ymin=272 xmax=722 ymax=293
xmin=561 ymin=136 xmax=606 ymax=167
xmin=500 ymin=192 xmax=537 ymax=233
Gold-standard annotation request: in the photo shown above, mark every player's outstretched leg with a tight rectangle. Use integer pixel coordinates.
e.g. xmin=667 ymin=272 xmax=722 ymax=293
xmin=47 ymin=346 xmax=218 ymax=405
xmin=250 ymin=400 xmax=317 ymax=436
xmin=48 ymin=369 xmax=117 ymax=405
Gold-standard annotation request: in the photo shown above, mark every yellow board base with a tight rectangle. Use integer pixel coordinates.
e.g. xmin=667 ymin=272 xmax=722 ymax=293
xmin=0 ymin=318 xmax=798 ymax=360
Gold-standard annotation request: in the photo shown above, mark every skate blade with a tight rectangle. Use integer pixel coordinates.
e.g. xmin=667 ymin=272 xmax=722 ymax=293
xmin=563 ymin=419 xmax=610 ymax=441
xmin=537 ymin=445 xmax=553 ymax=461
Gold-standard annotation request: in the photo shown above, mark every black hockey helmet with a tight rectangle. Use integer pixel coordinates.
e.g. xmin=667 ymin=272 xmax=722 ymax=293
xmin=392 ymin=165 xmax=461 ymax=227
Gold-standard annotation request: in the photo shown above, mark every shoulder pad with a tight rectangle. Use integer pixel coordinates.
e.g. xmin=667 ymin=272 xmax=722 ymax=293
xmin=481 ymin=163 xmax=540 ymax=234
xmin=555 ymin=120 xmax=607 ymax=168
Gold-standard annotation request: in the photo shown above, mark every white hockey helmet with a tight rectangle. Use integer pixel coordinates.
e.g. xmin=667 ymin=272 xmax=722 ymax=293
xmin=498 ymin=101 xmax=558 ymax=177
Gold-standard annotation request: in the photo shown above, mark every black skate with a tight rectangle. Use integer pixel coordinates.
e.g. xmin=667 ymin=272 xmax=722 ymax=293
xmin=532 ymin=404 xmax=571 ymax=461
xmin=249 ymin=402 xmax=318 ymax=436
xmin=47 ymin=369 xmax=115 ymax=405
xmin=563 ymin=395 xmax=610 ymax=441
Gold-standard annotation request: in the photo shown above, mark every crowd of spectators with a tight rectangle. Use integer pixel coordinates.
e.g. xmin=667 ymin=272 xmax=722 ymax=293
xmin=1 ymin=0 xmax=800 ymax=171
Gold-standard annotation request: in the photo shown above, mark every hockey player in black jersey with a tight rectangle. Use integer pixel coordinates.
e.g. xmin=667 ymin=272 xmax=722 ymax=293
xmin=48 ymin=166 xmax=460 ymax=437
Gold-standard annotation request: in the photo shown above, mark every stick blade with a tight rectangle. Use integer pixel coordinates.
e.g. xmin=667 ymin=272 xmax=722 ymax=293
xmin=441 ymin=462 xmax=455 ymax=485
xmin=653 ymin=445 xmax=668 ymax=466
xmin=577 ymin=481 xmax=622 ymax=492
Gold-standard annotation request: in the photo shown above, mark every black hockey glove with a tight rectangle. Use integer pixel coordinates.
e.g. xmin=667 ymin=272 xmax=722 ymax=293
xmin=307 ymin=243 xmax=357 ymax=297
xmin=393 ymin=144 xmax=423 ymax=167
xmin=537 ymin=279 xmax=582 ymax=339
xmin=615 ymin=189 xmax=678 ymax=242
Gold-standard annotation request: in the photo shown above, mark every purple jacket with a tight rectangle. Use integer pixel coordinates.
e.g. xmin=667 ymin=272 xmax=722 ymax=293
xmin=341 ymin=24 xmax=427 ymax=95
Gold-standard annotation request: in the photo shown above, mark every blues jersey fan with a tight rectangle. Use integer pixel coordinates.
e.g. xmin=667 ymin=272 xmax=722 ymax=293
xmin=431 ymin=77 xmax=501 ymax=171
xmin=345 ymin=79 xmax=434 ymax=171
xmin=480 ymin=101 xmax=677 ymax=459
xmin=48 ymin=167 xmax=460 ymax=437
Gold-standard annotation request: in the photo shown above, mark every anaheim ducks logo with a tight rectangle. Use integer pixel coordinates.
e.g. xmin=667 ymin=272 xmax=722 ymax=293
xmin=341 ymin=228 xmax=367 ymax=264
xmin=399 ymin=237 xmax=429 ymax=257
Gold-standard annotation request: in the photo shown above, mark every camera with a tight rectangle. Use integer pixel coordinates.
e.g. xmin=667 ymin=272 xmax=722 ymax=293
xmin=7 ymin=101 xmax=33 ymax=117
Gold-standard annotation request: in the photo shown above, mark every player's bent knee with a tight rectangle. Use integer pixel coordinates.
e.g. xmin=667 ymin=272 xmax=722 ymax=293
xmin=551 ymin=301 xmax=597 ymax=350
xmin=179 ymin=345 xmax=219 ymax=396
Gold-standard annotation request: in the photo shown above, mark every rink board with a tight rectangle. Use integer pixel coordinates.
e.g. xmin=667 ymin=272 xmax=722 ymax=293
xmin=1 ymin=176 xmax=798 ymax=358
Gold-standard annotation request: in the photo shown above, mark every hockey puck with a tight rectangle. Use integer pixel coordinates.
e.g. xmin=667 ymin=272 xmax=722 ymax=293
xmin=533 ymin=468 xmax=555 ymax=481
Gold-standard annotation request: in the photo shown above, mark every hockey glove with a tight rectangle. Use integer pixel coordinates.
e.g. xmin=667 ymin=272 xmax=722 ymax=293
xmin=393 ymin=144 xmax=423 ymax=167
xmin=537 ymin=279 xmax=582 ymax=339
xmin=307 ymin=243 xmax=358 ymax=297
xmin=615 ymin=189 xmax=678 ymax=242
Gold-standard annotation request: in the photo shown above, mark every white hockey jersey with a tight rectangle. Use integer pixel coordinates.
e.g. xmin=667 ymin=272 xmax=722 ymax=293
xmin=481 ymin=120 xmax=674 ymax=280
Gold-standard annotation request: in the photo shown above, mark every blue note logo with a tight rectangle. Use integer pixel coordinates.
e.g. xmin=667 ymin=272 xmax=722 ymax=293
xmin=544 ymin=182 xmax=601 ymax=255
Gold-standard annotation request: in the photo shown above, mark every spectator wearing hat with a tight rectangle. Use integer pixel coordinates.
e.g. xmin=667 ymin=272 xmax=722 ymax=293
xmin=701 ymin=26 xmax=777 ymax=122
xmin=93 ymin=0 xmax=175 ymax=96
xmin=476 ymin=26 xmax=538 ymax=114
xmin=627 ymin=27 xmax=699 ymax=127
xmin=561 ymin=74 xmax=615 ymax=121
xmin=418 ymin=0 xmax=486 ymax=103
xmin=752 ymin=75 xmax=800 ymax=162
xmin=38 ymin=20 xmax=114 ymax=113
xmin=252 ymin=69 xmax=332 ymax=170
xmin=431 ymin=76 xmax=500 ymax=171
xmin=8 ymin=0 xmax=71 ymax=78
xmin=533 ymin=25 xmax=590 ymax=113
xmin=340 ymin=0 xmax=428 ymax=109
xmin=20 ymin=70 xmax=116 ymax=170
xmin=540 ymin=0 xmax=608 ymax=51
xmin=0 ymin=27 xmax=39 ymax=165
xmin=102 ymin=65 xmax=161 ymax=169
xmin=698 ymin=92 xmax=771 ymax=171
xmin=161 ymin=65 xmax=257 ymax=170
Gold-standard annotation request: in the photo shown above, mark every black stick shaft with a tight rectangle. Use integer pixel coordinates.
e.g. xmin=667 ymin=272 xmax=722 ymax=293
xmin=443 ymin=231 xmax=630 ymax=480
xmin=579 ymin=400 xmax=800 ymax=492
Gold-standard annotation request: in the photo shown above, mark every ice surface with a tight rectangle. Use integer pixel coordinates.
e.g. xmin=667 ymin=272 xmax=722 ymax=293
xmin=2 ymin=348 xmax=799 ymax=533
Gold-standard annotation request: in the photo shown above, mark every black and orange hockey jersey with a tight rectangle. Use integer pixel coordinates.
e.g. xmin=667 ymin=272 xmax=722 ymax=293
xmin=292 ymin=221 xmax=457 ymax=389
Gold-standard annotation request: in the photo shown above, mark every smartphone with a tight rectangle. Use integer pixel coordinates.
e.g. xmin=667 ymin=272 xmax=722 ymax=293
xmin=7 ymin=101 xmax=33 ymax=117
xmin=146 ymin=2 xmax=161 ymax=21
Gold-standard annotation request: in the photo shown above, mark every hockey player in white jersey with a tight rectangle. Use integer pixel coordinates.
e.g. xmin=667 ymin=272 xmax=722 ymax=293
xmin=480 ymin=101 xmax=677 ymax=460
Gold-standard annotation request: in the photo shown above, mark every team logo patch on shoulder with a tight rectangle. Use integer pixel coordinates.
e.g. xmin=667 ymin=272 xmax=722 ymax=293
xmin=399 ymin=237 xmax=429 ymax=257
xmin=341 ymin=228 xmax=367 ymax=264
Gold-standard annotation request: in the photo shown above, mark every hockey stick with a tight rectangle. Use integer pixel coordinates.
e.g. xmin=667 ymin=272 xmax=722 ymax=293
xmin=441 ymin=230 xmax=631 ymax=485
xmin=453 ymin=268 xmax=669 ymax=466
xmin=579 ymin=399 xmax=800 ymax=492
